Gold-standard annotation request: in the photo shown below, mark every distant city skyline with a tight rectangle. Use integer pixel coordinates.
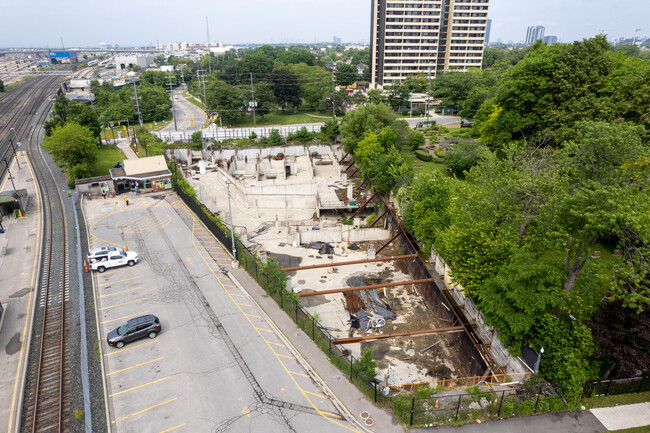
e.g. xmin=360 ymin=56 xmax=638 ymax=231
xmin=0 ymin=0 xmax=648 ymax=48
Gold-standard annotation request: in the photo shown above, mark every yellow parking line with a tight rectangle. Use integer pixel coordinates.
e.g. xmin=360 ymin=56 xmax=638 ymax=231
xmin=113 ymin=397 xmax=177 ymax=423
xmin=99 ymin=267 xmax=131 ymax=277
xmin=235 ymin=303 xmax=253 ymax=307
xmin=228 ymin=293 xmax=245 ymax=297
xmin=109 ymin=376 xmax=170 ymax=397
xmin=276 ymin=354 xmax=296 ymax=360
xmin=100 ymin=287 xmax=142 ymax=298
xmin=245 ymin=314 xmax=262 ymax=319
xmin=266 ymin=341 xmax=284 ymax=347
xmin=159 ymin=424 xmax=186 ymax=433
xmin=100 ymin=298 xmax=146 ymax=311
xmin=320 ymin=411 xmax=343 ymax=419
xmin=107 ymin=357 xmax=163 ymax=376
xmin=101 ymin=311 xmax=149 ymax=325
xmin=254 ymin=327 xmax=272 ymax=333
xmin=288 ymin=371 xmax=309 ymax=378
xmin=304 ymin=391 xmax=325 ymax=399
xmin=98 ymin=276 xmax=138 ymax=287
xmin=105 ymin=340 xmax=158 ymax=356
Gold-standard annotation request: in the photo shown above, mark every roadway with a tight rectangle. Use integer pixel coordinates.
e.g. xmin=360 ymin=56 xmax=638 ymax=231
xmin=162 ymin=90 xmax=205 ymax=133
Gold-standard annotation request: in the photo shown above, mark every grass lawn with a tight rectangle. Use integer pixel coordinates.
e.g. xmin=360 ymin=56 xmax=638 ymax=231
xmin=582 ymin=391 xmax=650 ymax=409
xmin=611 ymin=426 xmax=650 ymax=433
xmin=91 ymin=145 xmax=126 ymax=177
xmin=228 ymin=111 xmax=328 ymax=128
xmin=400 ymin=148 xmax=450 ymax=177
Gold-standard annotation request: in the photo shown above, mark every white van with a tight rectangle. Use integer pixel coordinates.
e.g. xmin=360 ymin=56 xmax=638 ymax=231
xmin=89 ymin=251 xmax=139 ymax=273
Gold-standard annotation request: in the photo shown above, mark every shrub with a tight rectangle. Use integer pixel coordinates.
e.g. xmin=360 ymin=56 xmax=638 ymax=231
xmin=68 ymin=163 xmax=92 ymax=188
xmin=415 ymin=150 xmax=432 ymax=162
xmin=366 ymin=212 xmax=377 ymax=226
xmin=249 ymin=131 xmax=258 ymax=140
xmin=268 ymin=129 xmax=282 ymax=146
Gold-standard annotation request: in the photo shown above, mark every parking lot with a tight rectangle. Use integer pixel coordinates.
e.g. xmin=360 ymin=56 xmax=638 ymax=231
xmin=84 ymin=193 xmax=359 ymax=433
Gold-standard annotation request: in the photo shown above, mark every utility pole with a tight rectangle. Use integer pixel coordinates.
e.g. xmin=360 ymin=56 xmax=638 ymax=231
xmin=168 ymin=75 xmax=178 ymax=131
xmin=132 ymin=82 xmax=143 ymax=127
xmin=250 ymin=72 xmax=257 ymax=127
xmin=331 ymin=71 xmax=336 ymax=118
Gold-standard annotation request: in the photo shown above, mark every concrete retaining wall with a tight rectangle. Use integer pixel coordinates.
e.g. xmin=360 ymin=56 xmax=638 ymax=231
xmin=298 ymin=227 xmax=391 ymax=244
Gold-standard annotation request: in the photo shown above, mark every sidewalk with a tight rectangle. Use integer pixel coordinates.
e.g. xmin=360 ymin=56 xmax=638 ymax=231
xmin=229 ymin=268 xmax=404 ymax=433
xmin=116 ymin=141 xmax=137 ymax=160
xmin=0 ymin=151 xmax=41 ymax=432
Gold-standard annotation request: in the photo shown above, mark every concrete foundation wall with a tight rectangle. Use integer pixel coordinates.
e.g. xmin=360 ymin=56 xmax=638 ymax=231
xmin=298 ymin=227 xmax=391 ymax=244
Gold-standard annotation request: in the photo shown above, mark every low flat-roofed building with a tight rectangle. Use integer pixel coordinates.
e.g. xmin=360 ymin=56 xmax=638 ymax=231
xmin=109 ymin=155 xmax=172 ymax=193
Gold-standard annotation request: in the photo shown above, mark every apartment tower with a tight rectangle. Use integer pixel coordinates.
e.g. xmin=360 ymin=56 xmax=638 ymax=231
xmin=370 ymin=0 xmax=490 ymax=88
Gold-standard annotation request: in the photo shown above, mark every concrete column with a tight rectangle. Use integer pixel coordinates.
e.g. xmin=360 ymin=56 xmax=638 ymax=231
xmin=275 ymin=215 xmax=280 ymax=233
xmin=347 ymin=184 xmax=354 ymax=200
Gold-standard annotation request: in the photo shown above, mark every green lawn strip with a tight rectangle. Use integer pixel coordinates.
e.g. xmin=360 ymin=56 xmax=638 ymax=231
xmin=91 ymin=145 xmax=126 ymax=177
xmin=229 ymin=111 xmax=325 ymax=127
xmin=582 ymin=391 xmax=650 ymax=409
xmin=185 ymin=96 xmax=205 ymax=110
xmin=399 ymin=148 xmax=450 ymax=176
xmin=611 ymin=426 xmax=650 ymax=433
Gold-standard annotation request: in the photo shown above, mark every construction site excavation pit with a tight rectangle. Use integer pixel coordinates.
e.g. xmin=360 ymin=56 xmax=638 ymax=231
xmin=178 ymin=144 xmax=482 ymax=390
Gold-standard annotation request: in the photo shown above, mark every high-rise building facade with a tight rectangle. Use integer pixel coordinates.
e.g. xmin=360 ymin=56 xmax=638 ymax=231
xmin=370 ymin=0 xmax=490 ymax=88
xmin=525 ymin=25 xmax=545 ymax=45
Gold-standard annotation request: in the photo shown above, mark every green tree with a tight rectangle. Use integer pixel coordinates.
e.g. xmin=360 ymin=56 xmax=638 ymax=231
xmin=320 ymin=118 xmax=340 ymax=143
xmin=267 ymin=67 xmax=302 ymax=111
xmin=444 ymin=141 xmax=489 ymax=175
xmin=130 ymin=84 xmax=172 ymax=122
xmin=401 ymin=174 xmax=452 ymax=252
xmin=235 ymin=53 xmax=274 ymax=83
xmin=42 ymin=122 xmax=97 ymax=170
xmin=68 ymin=103 xmax=101 ymax=138
xmin=340 ymin=103 xmax=397 ymax=154
xmin=0 ymin=79 xmax=4 ymax=92
xmin=287 ymin=63 xmax=331 ymax=110
xmin=334 ymin=63 xmax=359 ymax=86
xmin=205 ymin=79 xmax=244 ymax=124
xmin=478 ymin=250 xmax=565 ymax=351
xmin=68 ymin=163 xmax=93 ymax=188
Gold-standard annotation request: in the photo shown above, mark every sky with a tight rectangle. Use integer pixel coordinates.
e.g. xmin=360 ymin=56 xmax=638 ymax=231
xmin=0 ymin=0 xmax=648 ymax=48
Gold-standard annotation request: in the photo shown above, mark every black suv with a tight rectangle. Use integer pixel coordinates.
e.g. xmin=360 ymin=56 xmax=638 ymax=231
xmin=107 ymin=315 xmax=161 ymax=348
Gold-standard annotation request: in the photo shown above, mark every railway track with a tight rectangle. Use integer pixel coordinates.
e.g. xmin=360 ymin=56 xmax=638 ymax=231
xmin=0 ymin=75 xmax=75 ymax=433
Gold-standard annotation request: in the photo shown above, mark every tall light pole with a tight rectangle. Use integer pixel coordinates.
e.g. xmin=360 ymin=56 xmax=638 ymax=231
xmin=168 ymin=75 xmax=178 ymax=131
xmin=223 ymin=176 xmax=237 ymax=266
xmin=2 ymin=158 xmax=16 ymax=191
xmin=8 ymin=128 xmax=21 ymax=169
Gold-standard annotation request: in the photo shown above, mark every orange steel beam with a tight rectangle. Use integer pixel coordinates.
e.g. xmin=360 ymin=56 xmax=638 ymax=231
xmin=350 ymin=191 xmax=379 ymax=219
xmin=282 ymin=254 xmax=417 ymax=272
xmin=375 ymin=229 xmax=402 ymax=255
xmin=368 ymin=209 xmax=389 ymax=228
xmin=297 ymin=278 xmax=434 ymax=297
xmin=338 ymin=152 xmax=349 ymax=164
xmin=332 ymin=327 xmax=465 ymax=344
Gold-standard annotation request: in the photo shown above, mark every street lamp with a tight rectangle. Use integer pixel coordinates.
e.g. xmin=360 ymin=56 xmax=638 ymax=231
xmin=2 ymin=158 xmax=16 ymax=191
xmin=223 ymin=176 xmax=238 ymax=266
xmin=8 ymin=128 xmax=21 ymax=169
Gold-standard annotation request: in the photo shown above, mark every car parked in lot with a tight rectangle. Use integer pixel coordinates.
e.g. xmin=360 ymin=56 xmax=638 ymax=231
xmin=87 ymin=246 xmax=125 ymax=260
xmin=88 ymin=250 xmax=139 ymax=273
xmin=107 ymin=314 xmax=161 ymax=348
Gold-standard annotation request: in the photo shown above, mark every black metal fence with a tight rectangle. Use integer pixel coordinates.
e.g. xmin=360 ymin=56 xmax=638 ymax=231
xmin=583 ymin=375 xmax=650 ymax=398
xmin=396 ymin=387 xmax=566 ymax=426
